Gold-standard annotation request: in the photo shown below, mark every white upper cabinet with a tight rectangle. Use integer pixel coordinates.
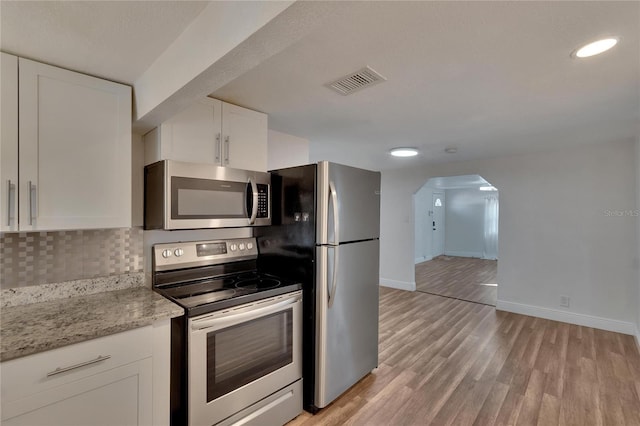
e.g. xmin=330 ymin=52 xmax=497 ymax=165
xmin=0 ymin=53 xmax=18 ymax=232
xmin=220 ymin=102 xmax=268 ymax=171
xmin=145 ymin=97 xmax=223 ymax=165
xmin=144 ymin=98 xmax=268 ymax=171
xmin=13 ymin=57 xmax=132 ymax=231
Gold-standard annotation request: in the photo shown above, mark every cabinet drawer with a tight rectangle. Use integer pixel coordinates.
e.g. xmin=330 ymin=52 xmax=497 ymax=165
xmin=1 ymin=325 xmax=152 ymax=403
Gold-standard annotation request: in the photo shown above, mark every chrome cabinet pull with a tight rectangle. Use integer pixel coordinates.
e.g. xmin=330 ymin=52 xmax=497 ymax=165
xmin=46 ymin=355 xmax=111 ymax=377
xmin=28 ymin=181 xmax=37 ymax=226
xmin=224 ymin=136 xmax=230 ymax=165
xmin=215 ymin=133 xmax=221 ymax=164
xmin=6 ymin=179 xmax=15 ymax=226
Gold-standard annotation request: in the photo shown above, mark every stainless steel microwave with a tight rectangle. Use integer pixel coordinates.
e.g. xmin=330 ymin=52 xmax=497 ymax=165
xmin=144 ymin=160 xmax=271 ymax=230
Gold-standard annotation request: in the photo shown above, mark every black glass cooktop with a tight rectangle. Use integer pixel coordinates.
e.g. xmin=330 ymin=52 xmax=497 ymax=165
xmin=155 ymin=270 xmax=302 ymax=317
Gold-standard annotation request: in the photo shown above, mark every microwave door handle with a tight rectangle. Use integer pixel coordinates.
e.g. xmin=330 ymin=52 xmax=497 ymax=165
xmin=248 ymin=178 xmax=258 ymax=224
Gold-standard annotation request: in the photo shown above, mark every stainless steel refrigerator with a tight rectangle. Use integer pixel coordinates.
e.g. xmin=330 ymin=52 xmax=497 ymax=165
xmin=256 ymin=161 xmax=381 ymax=412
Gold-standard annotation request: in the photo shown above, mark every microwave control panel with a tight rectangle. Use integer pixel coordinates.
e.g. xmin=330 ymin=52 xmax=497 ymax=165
xmin=257 ymin=184 xmax=269 ymax=218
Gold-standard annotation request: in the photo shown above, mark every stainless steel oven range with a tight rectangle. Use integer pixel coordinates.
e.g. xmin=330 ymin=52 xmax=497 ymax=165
xmin=152 ymin=237 xmax=303 ymax=426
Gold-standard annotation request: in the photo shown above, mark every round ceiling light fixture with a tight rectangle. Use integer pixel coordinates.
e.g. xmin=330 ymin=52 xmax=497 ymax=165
xmin=390 ymin=147 xmax=419 ymax=157
xmin=572 ymin=37 xmax=619 ymax=58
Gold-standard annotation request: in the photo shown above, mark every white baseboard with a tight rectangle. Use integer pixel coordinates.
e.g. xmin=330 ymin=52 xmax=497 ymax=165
xmin=444 ymin=250 xmax=483 ymax=258
xmin=380 ymin=278 xmax=416 ymax=292
xmin=414 ymin=256 xmax=432 ymax=264
xmin=496 ymin=300 xmax=636 ymax=336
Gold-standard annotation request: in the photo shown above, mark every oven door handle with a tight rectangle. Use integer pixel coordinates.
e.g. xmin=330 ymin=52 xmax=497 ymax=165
xmin=191 ymin=295 xmax=300 ymax=331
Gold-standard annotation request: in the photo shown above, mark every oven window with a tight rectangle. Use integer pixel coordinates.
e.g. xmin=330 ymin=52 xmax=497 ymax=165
xmin=172 ymin=177 xmax=247 ymax=219
xmin=206 ymin=310 xmax=293 ymax=402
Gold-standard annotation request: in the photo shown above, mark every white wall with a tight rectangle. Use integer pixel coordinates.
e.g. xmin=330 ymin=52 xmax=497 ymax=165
xmin=267 ymin=129 xmax=310 ymax=170
xmin=636 ymin=137 xmax=640 ymax=345
xmin=413 ymin=185 xmax=433 ymax=264
xmin=444 ymin=188 xmax=488 ymax=258
xmin=381 ymin=139 xmax=637 ymax=334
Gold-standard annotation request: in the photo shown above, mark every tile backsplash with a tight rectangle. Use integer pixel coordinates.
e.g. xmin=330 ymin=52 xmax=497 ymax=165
xmin=0 ymin=228 xmax=143 ymax=289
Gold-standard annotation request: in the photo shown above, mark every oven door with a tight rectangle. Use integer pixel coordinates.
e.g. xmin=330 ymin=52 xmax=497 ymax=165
xmin=188 ymin=291 xmax=302 ymax=426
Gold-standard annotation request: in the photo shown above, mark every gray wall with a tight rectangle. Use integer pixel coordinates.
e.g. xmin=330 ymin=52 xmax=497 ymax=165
xmin=380 ymin=138 xmax=637 ymax=330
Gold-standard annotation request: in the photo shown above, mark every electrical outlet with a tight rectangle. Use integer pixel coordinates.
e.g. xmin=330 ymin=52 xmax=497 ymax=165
xmin=560 ymin=295 xmax=570 ymax=307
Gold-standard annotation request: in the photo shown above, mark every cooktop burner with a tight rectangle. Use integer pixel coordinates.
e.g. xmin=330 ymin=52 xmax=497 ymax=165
xmin=152 ymin=237 xmax=302 ymax=317
xmin=235 ymin=278 xmax=281 ymax=291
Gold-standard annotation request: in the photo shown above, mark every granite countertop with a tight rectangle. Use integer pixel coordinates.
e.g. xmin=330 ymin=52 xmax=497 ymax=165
xmin=1 ymin=286 xmax=184 ymax=362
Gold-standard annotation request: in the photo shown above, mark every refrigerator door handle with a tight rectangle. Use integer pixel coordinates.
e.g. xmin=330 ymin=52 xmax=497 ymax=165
xmin=329 ymin=180 xmax=339 ymax=245
xmin=327 ymin=245 xmax=339 ymax=308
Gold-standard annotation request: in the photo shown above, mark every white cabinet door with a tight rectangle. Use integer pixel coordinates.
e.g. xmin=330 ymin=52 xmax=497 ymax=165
xmin=144 ymin=97 xmax=223 ymax=166
xmin=0 ymin=52 xmax=18 ymax=232
xmin=143 ymin=99 xmax=268 ymax=171
xmin=0 ymin=324 xmax=168 ymax=426
xmin=18 ymin=58 xmax=131 ymax=230
xmin=2 ymin=359 xmax=152 ymax=426
xmin=222 ymin=102 xmax=268 ymax=171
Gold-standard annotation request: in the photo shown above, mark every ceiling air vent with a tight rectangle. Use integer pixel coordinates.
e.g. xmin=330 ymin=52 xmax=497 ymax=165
xmin=326 ymin=66 xmax=387 ymax=96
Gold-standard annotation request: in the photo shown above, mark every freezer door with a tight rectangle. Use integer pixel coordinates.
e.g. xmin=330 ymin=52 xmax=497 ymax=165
xmin=315 ymin=239 xmax=379 ymax=408
xmin=317 ymin=161 xmax=381 ymax=244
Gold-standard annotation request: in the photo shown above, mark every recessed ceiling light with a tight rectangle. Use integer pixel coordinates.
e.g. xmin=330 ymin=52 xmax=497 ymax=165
xmin=479 ymin=186 xmax=497 ymax=191
xmin=390 ymin=147 xmax=419 ymax=157
xmin=572 ymin=37 xmax=619 ymax=58
xmin=444 ymin=147 xmax=457 ymax=154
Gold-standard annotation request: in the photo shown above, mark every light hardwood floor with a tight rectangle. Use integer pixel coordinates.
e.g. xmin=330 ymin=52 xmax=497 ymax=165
xmin=416 ymin=256 xmax=498 ymax=306
xmin=288 ymin=287 xmax=640 ymax=426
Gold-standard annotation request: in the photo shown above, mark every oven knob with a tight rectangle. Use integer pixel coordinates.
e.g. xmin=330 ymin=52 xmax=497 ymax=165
xmin=174 ymin=248 xmax=184 ymax=257
xmin=239 ymin=243 xmax=246 ymax=251
xmin=162 ymin=249 xmax=172 ymax=258
xmin=247 ymin=242 xmax=254 ymax=250
xmin=230 ymin=243 xmax=237 ymax=251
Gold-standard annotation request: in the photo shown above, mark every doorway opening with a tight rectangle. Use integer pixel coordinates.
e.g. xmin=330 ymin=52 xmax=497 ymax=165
xmin=413 ymin=175 xmax=498 ymax=306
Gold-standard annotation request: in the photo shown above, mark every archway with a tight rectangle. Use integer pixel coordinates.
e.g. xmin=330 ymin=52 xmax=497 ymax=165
xmin=413 ymin=175 xmax=499 ymax=305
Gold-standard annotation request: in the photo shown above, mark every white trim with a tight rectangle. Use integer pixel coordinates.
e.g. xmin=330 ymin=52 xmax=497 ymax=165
xmin=443 ymin=250 xmax=483 ymax=258
xmin=380 ymin=278 xmax=416 ymax=291
xmin=496 ymin=300 xmax=636 ymax=335
xmin=414 ymin=256 xmax=432 ymax=264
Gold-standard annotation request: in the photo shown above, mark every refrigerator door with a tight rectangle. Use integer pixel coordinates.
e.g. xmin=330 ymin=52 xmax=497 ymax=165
xmin=317 ymin=161 xmax=381 ymax=245
xmin=315 ymin=239 xmax=379 ymax=408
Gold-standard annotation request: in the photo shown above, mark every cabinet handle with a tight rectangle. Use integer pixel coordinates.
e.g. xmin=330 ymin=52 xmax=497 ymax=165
xmin=28 ymin=181 xmax=37 ymax=226
xmin=224 ymin=136 xmax=230 ymax=165
xmin=215 ymin=133 xmax=221 ymax=164
xmin=6 ymin=179 xmax=15 ymax=226
xmin=46 ymin=355 xmax=111 ymax=377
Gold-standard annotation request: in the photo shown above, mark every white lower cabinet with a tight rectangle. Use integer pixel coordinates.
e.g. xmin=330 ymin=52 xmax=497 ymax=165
xmin=1 ymin=322 xmax=170 ymax=426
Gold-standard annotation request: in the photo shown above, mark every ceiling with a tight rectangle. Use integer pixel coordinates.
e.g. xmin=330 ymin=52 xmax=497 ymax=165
xmin=0 ymin=1 xmax=207 ymax=84
xmin=213 ymin=1 xmax=640 ymax=170
xmin=2 ymin=1 xmax=638 ymax=171
xmin=422 ymin=175 xmax=492 ymax=191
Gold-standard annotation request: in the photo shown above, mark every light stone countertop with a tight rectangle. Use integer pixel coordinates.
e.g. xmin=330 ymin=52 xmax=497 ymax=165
xmin=0 ymin=286 xmax=183 ymax=362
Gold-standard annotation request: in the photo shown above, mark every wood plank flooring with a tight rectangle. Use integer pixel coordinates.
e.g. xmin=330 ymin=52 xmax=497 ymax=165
xmin=288 ymin=287 xmax=640 ymax=426
xmin=415 ymin=256 xmax=498 ymax=306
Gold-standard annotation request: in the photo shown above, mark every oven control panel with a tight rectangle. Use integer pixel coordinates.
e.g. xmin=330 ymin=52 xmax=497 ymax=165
xmin=153 ymin=238 xmax=258 ymax=271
